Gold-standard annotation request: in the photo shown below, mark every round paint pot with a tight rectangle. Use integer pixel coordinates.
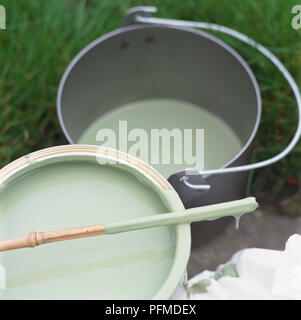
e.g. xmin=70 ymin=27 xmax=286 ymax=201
xmin=0 ymin=145 xmax=190 ymax=300
xmin=57 ymin=12 xmax=261 ymax=245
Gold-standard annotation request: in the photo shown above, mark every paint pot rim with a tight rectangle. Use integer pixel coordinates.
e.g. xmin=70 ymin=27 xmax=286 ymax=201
xmin=0 ymin=145 xmax=191 ymax=300
xmin=56 ymin=23 xmax=262 ymax=178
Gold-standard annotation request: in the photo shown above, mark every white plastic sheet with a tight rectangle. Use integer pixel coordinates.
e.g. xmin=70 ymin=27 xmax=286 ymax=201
xmin=175 ymin=234 xmax=301 ymax=300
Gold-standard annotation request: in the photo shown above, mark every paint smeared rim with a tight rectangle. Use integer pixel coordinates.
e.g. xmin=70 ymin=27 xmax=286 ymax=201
xmin=0 ymin=145 xmax=191 ymax=300
xmin=0 ymin=145 xmax=171 ymax=191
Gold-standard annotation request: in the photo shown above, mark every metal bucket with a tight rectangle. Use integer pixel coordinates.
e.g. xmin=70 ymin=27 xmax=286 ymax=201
xmin=57 ymin=7 xmax=301 ymax=246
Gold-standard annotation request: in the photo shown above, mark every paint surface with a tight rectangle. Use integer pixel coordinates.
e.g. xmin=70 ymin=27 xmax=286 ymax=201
xmin=78 ymin=98 xmax=242 ymax=178
xmin=0 ymin=162 xmax=176 ymax=299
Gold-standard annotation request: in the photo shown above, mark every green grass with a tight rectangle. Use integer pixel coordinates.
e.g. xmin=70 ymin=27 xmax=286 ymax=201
xmin=0 ymin=0 xmax=301 ymax=203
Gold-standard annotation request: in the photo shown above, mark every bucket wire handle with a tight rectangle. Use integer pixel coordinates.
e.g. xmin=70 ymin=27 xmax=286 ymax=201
xmin=128 ymin=6 xmax=301 ymax=189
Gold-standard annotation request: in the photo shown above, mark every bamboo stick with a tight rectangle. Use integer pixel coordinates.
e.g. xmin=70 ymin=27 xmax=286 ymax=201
xmin=0 ymin=197 xmax=258 ymax=252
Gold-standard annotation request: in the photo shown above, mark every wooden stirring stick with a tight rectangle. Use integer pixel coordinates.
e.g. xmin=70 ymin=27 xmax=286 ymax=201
xmin=0 ymin=197 xmax=258 ymax=252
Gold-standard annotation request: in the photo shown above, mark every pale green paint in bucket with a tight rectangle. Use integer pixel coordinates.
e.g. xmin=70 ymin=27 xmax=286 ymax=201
xmin=78 ymin=98 xmax=243 ymax=178
xmin=0 ymin=146 xmax=191 ymax=300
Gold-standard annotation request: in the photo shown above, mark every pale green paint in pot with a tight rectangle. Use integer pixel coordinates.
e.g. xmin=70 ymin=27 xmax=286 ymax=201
xmin=0 ymin=146 xmax=191 ymax=300
xmin=78 ymin=98 xmax=243 ymax=178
